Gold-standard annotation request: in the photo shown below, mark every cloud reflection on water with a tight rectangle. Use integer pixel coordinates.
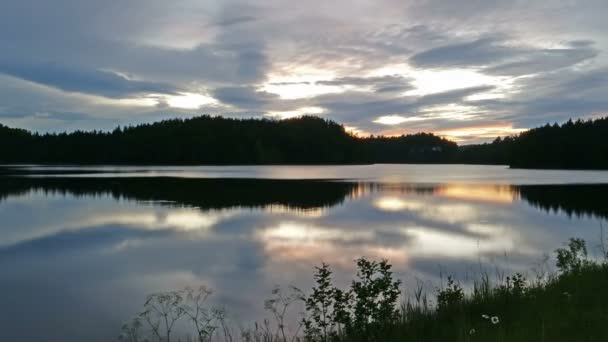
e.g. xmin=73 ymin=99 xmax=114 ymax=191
xmin=0 ymin=176 xmax=606 ymax=341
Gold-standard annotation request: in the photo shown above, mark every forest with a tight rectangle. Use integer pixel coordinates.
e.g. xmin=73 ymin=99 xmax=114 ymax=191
xmin=0 ymin=115 xmax=607 ymax=168
xmin=0 ymin=115 xmax=456 ymax=164
xmin=458 ymin=117 xmax=608 ymax=169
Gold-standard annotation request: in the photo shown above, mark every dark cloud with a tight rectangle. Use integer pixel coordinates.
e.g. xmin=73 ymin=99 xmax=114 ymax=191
xmin=269 ymin=81 xmax=312 ymax=86
xmin=214 ymin=15 xmax=257 ymax=27
xmin=0 ymin=1 xmax=270 ymax=88
xmin=316 ymin=75 xmax=414 ymax=93
xmin=375 ymin=85 xmax=414 ymax=94
xmin=485 ymin=45 xmax=599 ymax=76
xmin=418 ymin=85 xmax=496 ymax=106
xmin=211 ymin=86 xmax=279 ymax=110
xmin=0 ymin=63 xmax=179 ymax=98
xmin=471 ymin=68 xmax=608 ymax=127
xmin=409 ymin=37 xmax=518 ymax=69
xmin=411 ymin=36 xmax=599 ymax=76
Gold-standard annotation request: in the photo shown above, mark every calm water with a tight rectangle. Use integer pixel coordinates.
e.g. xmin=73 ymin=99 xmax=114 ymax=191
xmin=1 ymin=164 xmax=608 ymax=341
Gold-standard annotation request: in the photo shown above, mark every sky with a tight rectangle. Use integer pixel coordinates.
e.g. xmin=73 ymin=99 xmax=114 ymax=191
xmin=1 ymin=0 xmax=607 ymax=143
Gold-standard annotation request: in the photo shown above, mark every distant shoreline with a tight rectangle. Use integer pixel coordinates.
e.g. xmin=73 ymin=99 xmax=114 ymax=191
xmin=2 ymin=115 xmax=607 ymax=169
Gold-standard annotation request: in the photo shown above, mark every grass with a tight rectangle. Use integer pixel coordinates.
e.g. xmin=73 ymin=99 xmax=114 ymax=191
xmin=378 ymin=262 xmax=608 ymax=342
xmin=119 ymin=238 xmax=608 ymax=342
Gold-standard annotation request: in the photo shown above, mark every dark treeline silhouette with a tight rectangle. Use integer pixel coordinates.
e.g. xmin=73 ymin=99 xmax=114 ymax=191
xmin=1 ymin=173 xmax=607 ymax=219
xmin=457 ymin=117 xmax=608 ymax=169
xmin=0 ymin=176 xmax=358 ymax=211
xmin=1 ymin=115 xmax=607 ymax=168
xmin=517 ymin=184 xmax=608 ymax=220
xmin=0 ymin=115 xmax=456 ymax=164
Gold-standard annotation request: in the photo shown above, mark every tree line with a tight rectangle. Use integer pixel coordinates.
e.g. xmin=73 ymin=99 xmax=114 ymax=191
xmin=0 ymin=115 xmax=456 ymax=165
xmin=458 ymin=117 xmax=608 ymax=169
xmin=0 ymin=115 xmax=607 ymax=168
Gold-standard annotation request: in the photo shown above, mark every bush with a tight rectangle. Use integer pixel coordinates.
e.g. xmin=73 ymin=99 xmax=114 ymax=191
xmin=555 ymin=238 xmax=591 ymax=273
xmin=437 ymin=276 xmax=464 ymax=310
xmin=302 ymin=258 xmax=401 ymax=341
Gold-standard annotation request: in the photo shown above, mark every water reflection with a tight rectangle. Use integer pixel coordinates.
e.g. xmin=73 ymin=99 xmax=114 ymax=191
xmin=0 ymin=174 xmax=607 ymax=341
xmin=436 ymin=184 xmax=515 ymax=203
xmin=0 ymin=177 xmax=359 ymax=211
xmin=3 ymin=177 xmax=607 ymax=219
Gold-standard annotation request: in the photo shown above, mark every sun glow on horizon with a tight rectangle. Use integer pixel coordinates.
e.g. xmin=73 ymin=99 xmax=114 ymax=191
xmin=434 ymin=123 xmax=528 ymax=142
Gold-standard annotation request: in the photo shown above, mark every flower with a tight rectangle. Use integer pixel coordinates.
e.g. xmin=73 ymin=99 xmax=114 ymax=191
xmin=481 ymin=314 xmax=489 ymax=319
xmin=469 ymin=328 xmax=476 ymax=335
xmin=491 ymin=316 xmax=500 ymax=324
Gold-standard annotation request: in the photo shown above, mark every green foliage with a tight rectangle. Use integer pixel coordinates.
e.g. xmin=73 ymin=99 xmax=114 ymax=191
xmin=555 ymin=238 xmax=591 ymax=273
xmin=302 ymin=263 xmax=343 ymax=341
xmin=302 ymin=258 xmax=401 ymax=341
xmin=350 ymin=258 xmax=401 ymax=334
xmin=437 ymin=276 xmax=464 ymax=310
xmin=500 ymin=273 xmax=527 ymax=296
xmin=119 ymin=238 xmax=608 ymax=342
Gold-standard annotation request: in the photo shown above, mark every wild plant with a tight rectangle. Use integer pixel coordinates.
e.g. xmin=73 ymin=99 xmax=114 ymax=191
xmin=350 ymin=258 xmax=401 ymax=336
xmin=301 ymin=258 xmax=401 ymax=341
xmin=302 ymin=263 xmax=342 ymax=341
xmin=555 ymin=238 xmax=590 ymax=273
xmin=499 ymin=273 xmax=527 ymax=296
xmin=264 ymin=285 xmax=305 ymax=342
xmin=181 ymin=286 xmax=218 ymax=342
xmin=139 ymin=290 xmax=186 ymax=342
xmin=436 ymin=276 xmax=464 ymax=310
xmin=118 ymin=316 xmax=147 ymax=342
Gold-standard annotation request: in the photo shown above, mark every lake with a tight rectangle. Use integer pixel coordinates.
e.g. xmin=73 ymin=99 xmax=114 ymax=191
xmin=1 ymin=164 xmax=608 ymax=341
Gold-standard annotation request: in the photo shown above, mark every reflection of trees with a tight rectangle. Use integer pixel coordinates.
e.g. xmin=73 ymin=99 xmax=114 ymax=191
xmin=516 ymin=185 xmax=608 ymax=219
xmin=1 ymin=175 xmax=607 ymax=220
xmin=0 ymin=176 xmax=358 ymax=211
xmin=364 ymin=183 xmax=608 ymax=220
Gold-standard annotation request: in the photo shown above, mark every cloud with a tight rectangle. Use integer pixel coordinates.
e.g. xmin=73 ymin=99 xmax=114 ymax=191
xmin=316 ymin=75 xmax=414 ymax=93
xmin=0 ymin=62 xmax=180 ymax=98
xmin=485 ymin=44 xmax=599 ymax=76
xmin=417 ymin=85 xmax=496 ymax=106
xmin=0 ymin=0 xmax=608 ymax=137
xmin=471 ymin=68 xmax=608 ymax=127
xmin=410 ymin=36 xmax=599 ymax=76
xmin=0 ymin=110 xmax=91 ymax=121
xmin=310 ymin=85 xmax=496 ymax=126
xmin=409 ymin=36 xmax=519 ymax=69
xmin=214 ymin=15 xmax=257 ymax=27
xmin=211 ymin=86 xmax=280 ymax=110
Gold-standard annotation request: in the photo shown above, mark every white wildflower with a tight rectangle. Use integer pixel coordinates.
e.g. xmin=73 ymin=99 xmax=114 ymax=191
xmin=491 ymin=316 xmax=500 ymax=324
xmin=481 ymin=314 xmax=489 ymax=319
